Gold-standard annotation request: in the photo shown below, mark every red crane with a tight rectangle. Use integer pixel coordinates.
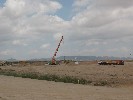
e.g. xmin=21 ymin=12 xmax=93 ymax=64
xmin=51 ymin=36 xmax=64 ymax=65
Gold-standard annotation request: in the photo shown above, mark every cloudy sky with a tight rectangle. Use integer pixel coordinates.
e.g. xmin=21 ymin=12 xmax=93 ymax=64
xmin=0 ymin=0 xmax=133 ymax=60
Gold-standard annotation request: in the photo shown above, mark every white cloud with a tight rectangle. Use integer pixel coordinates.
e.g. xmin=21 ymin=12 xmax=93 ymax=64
xmin=85 ymin=39 xmax=107 ymax=46
xmin=0 ymin=0 xmax=65 ymax=46
xmin=12 ymin=40 xmax=28 ymax=46
xmin=0 ymin=50 xmax=16 ymax=56
xmin=40 ymin=43 xmax=50 ymax=49
xmin=94 ymin=0 xmax=133 ymax=8
xmin=107 ymin=47 xmax=129 ymax=52
xmin=73 ymin=0 xmax=89 ymax=7
xmin=73 ymin=0 xmax=91 ymax=9
xmin=29 ymin=50 xmax=38 ymax=55
xmin=1 ymin=0 xmax=62 ymax=18
xmin=0 ymin=0 xmax=25 ymax=18
xmin=53 ymin=33 xmax=63 ymax=41
xmin=0 ymin=0 xmax=133 ymax=59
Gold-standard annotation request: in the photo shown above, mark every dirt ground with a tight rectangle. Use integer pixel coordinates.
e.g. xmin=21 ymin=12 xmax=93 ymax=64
xmin=0 ymin=61 xmax=133 ymax=100
xmin=0 ymin=61 xmax=133 ymax=86
xmin=0 ymin=75 xmax=133 ymax=100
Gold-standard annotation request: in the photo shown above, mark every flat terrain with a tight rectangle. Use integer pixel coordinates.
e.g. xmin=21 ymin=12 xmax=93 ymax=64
xmin=0 ymin=61 xmax=133 ymax=86
xmin=0 ymin=61 xmax=133 ymax=100
xmin=0 ymin=75 xmax=133 ymax=100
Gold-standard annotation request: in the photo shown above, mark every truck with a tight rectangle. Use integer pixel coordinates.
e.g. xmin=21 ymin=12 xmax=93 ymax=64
xmin=98 ymin=60 xmax=124 ymax=65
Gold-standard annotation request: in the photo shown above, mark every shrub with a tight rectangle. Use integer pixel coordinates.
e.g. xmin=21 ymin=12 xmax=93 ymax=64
xmin=0 ymin=70 xmax=92 ymax=85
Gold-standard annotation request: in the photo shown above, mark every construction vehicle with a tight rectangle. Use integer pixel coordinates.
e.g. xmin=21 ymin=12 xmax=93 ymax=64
xmin=50 ymin=36 xmax=64 ymax=65
xmin=98 ymin=60 xmax=124 ymax=65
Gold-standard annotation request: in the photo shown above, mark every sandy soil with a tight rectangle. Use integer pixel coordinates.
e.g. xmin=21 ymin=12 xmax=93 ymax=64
xmin=0 ymin=75 xmax=133 ymax=100
xmin=1 ymin=61 xmax=133 ymax=86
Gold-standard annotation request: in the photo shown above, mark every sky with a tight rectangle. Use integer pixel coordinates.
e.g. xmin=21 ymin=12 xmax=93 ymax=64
xmin=0 ymin=0 xmax=133 ymax=60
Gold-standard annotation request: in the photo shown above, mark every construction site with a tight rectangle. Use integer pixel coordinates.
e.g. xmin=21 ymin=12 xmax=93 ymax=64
xmin=0 ymin=36 xmax=133 ymax=86
xmin=0 ymin=36 xmax=133 ymax=100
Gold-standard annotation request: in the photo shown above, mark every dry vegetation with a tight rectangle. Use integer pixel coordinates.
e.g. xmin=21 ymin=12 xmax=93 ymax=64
xmin=0 ymin=61 xmax=133 ymax=87
xmin=0 ymin=61 xmax=133 ymax=100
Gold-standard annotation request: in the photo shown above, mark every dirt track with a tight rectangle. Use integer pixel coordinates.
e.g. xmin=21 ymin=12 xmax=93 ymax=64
xmin=0 ymin=75 xmax=133 ymax=100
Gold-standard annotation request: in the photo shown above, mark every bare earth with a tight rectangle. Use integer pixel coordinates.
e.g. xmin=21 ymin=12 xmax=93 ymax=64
xmin=0 ymin=61 xmax=133 ymax=100
xmin=1 ymin=61 xmax=133 ymax=86
xmin=0 ymin=75 xmax=133 ymax=100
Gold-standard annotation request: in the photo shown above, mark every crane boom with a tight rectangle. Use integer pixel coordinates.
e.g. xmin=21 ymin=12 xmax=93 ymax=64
xmin=52 ymin=36 xmax=64 ymax=65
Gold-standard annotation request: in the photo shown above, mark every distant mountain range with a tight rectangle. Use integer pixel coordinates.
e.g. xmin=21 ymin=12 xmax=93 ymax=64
xmin=5 ymin=56 xmax=133 ymax=61
xmin=56 ymin=56 xmax=133 ymax=61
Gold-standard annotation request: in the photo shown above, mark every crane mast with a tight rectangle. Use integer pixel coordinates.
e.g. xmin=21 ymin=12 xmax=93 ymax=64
xmin=51 ymin=36 xmax=64 ymax=65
